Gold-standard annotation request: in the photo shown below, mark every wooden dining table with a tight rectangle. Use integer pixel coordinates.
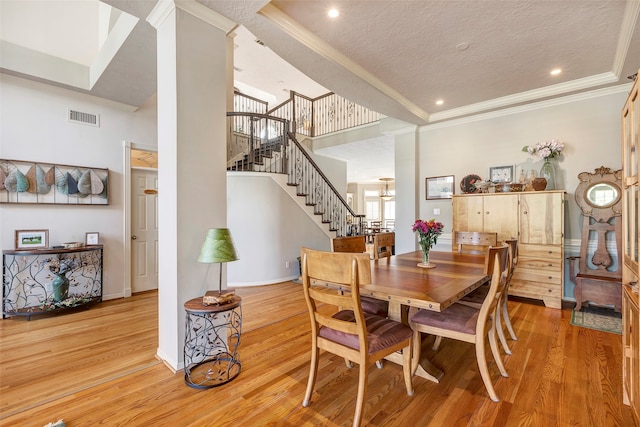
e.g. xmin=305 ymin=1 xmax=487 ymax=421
xmin=360 ymin=250 xmax=489 ymax=383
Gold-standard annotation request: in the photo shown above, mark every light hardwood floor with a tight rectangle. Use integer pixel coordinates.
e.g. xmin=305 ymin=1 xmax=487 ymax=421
xmin=0 ymin=281 xmax=635 ymax=426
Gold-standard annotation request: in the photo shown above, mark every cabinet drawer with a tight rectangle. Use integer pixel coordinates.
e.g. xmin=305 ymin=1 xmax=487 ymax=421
xmin=510 ymin=277 xmax=561 ymax=298
xmin=517 ymin=256 xmax=562 ymax=272
xmin=518 ymin=244 xmax=562 ymax=259
xmin=513 ymin=268 xmax=562 ymax=285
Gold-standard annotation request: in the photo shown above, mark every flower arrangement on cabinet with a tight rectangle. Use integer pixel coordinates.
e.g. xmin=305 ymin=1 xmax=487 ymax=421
xmin=412 ymin=219 xmax=444 ymax=252
xmin=522 ymin=139 xmax=565 ymax=160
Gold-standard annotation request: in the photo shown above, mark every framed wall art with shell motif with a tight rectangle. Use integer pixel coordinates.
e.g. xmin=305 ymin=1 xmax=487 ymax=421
xmin=0 ymin=159 xmax=109 ymax=205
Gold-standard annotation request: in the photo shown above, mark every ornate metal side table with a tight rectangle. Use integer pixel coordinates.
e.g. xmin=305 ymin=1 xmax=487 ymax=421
xmin=183 ymin=295 xmax=242 ymax=388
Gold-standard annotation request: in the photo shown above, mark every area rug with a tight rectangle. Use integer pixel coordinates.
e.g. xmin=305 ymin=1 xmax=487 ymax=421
xmin=571 ymin=306 xmax=622 ymax=335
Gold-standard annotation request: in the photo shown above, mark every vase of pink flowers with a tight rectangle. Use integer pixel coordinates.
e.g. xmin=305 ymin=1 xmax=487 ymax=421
xmin=522 ymin=139 xmax=565 ymax=190
xmin=412 ymin=219 xmax=444 ymax=268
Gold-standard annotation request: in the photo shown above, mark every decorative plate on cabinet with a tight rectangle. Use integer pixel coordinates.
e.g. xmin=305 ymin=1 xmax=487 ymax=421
xmin=460 ymin=174 xmax=482 ymax=194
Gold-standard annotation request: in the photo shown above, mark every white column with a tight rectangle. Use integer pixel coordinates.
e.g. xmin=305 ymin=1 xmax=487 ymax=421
xmin=148 ymin=1 xmax=236 ymax=370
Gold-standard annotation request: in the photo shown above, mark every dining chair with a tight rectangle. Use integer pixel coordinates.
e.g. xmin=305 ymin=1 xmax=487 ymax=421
xmin=332 ymin=235 xmax=367 ymax=253
xmin=332 ymin=235 xmax=388 ymax=317
xmin=300 ymin=248 xmax=414 ymax=426
xmin=373 ymin=232 xmax=395 ymax=261
xmin=410 ymin=245 xmax=510 ymax=402
xmin=458 ymin=239 xmax=519 ymax=354
xmin=454 ymin=231 xmax=497 ymax=254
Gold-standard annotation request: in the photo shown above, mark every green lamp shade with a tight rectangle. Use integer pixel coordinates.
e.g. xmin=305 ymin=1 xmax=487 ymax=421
xmin=197 ymin=228 xmax=239 ymax=263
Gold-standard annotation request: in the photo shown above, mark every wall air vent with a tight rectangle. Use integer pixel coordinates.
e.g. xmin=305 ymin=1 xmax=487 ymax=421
xmin=68 ymin=109 xmax=100 ymax=127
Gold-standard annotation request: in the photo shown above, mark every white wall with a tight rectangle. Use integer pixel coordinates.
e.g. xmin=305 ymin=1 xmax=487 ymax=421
xmin=227 ymin=174 xmax=331 ymax=285
xmin=418 ymin=87 xmax=628 ymax=244
xmin=0 ymin=74 xmax=156 ymax=301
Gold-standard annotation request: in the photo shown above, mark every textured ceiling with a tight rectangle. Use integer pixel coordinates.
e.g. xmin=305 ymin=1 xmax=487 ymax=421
xmin=2 ymin=0 xmax=639 ymax=183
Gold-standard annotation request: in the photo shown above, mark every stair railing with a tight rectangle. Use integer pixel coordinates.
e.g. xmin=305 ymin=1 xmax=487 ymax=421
xmin=267 ymin=91 xmax=381 ymax=138
xmin=227 ymin=111 xmax=365 ymax=237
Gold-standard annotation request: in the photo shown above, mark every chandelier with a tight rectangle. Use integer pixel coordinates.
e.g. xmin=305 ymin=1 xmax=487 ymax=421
xmin=379 ymin=177 xmax=394 ymax=200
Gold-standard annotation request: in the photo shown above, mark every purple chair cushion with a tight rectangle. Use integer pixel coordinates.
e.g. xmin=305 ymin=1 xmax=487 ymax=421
xmin=360 ymin=296 xmax=389 ymax=317
xmin=460 ymin=285 xmax=488 ymax=305
xmin=411 ymin=304 xmax=479 ymax=335
xmin=319 ymin=310 xmax=412 ymax=354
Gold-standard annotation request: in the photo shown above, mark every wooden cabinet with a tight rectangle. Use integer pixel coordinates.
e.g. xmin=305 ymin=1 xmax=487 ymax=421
xmin=2 ymin=246 xmax=103 ymax=320
xmin=453 ymin=191 xmax=565 ymax=308
xmin=452 ymin=193 xmax=518 ymax=242
xmin=622 ymin=69 xmax=639 ymax=424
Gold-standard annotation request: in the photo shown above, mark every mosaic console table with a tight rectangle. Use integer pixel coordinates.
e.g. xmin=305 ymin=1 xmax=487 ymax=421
xmin=2 ymin=245 xmax=103 ymax=319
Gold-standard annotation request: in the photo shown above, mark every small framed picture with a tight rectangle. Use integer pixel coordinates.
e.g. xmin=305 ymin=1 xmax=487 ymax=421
xmin=15 ymin=229 xmax=49 ymax=250
xmin=426 ymin=175 xmax=455 ymax=200
xmin=85 ymin=232 xmax=100 ymax=245
xmin=489 ymin=165 xmax=514 ymax=183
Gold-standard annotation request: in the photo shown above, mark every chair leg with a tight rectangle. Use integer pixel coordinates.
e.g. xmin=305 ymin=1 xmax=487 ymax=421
xmin=432 ymin=335 xmax=443 ymax=351
xmin=353 ymin=362 xmax=368 ymax=427
xmin=402 ymin=345 xmax=414 ymax=396
xmin=502 ymin=296 xmax=518 ymax=341
xmin=303 ymin=345 xmax=319 ymax=407
xmin=411 ymin=330 xmax=422 ymax=375
xmin=488 ymin=317 xmax=508 ymax=378
xmin=495 ymin=302 xmax=512 ymax=355
xmin=476 ymin=338 xmax=500 ymax=402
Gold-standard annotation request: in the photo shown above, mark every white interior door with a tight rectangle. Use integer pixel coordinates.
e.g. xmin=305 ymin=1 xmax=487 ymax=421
xmin=131 ymin=169 xmax=159 ymax=293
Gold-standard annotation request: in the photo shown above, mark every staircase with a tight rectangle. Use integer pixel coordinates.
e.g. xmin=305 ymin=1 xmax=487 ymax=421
xmin=226 ymin=111 xmax=365 ymax=238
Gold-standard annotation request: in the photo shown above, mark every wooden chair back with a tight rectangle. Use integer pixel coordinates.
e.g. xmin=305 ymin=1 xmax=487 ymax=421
xmin=300 ymin=247 xmax=413 ymax=425
xmin=477 ymin=246 xmax=511 ymax=351
xmin=301 ymin=249 xmax=370 ymax=348
xmin=373 ymin=232 xmax=395 ymax=260
xmin=503 ymin=239 xmax=518 ymax=282
xmin=410 ymin=245 xmax=509 ymax=402
xmin=455 ymin=231 xmax=498 ymax=254
xmin=332 ymin=235 xmax=367 ymax=253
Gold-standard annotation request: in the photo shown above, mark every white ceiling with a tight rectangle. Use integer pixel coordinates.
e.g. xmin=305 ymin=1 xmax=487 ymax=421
xmin=1 ymin=0 xmax=639 ymax=183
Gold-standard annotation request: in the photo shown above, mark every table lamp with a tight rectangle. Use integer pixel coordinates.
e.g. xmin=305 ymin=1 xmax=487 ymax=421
xmin=197 ymin=228 xmax=239 ymax=295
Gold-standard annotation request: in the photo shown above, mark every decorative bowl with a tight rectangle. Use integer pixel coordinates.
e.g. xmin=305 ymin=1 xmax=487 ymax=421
xmin=62 ymin=242 xmax=84 ymax=249
xmin=495 ymin=183 xmax=523 ymax=192
xmin=532 ymin=177 xmax=547 ymax=191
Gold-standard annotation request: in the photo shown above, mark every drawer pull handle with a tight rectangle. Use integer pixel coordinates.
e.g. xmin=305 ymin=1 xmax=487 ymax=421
xmin=548 ymin=263 xmax=552 ymax=267
xmin=523 ymin=211 xmax=528 ymax=214
xmin=548 ymin=276 xmax=553 ymax=280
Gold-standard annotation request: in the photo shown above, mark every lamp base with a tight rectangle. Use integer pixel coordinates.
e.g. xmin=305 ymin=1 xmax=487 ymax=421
xmin=203 ymin=290 xmax=236 ymax=305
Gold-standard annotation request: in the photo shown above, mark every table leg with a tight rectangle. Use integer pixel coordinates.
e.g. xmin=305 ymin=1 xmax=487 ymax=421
xmin=384 ymin=301 xmax=444 ymax=383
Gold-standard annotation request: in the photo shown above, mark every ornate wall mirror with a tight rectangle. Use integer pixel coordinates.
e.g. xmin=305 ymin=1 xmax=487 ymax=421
xmin=585 ymin=182 xmax=620 ymax=208
xmin=575 ymin=166 xmax=623 ymax=220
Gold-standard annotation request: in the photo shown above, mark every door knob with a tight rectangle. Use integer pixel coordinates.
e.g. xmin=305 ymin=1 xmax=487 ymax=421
xmin=132 ymin=235 xmax=137 ymax=240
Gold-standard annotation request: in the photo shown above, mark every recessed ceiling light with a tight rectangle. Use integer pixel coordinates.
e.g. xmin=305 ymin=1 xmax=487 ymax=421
xmin=436 ymin=99 xmax=444 ymax=105
xmin=550 ymin=68 xmax=562 ymax=75
xmin=328 ymin=8 xmax=339 ymax=18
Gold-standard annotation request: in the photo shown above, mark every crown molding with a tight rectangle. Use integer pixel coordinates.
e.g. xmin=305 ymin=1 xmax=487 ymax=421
xmin=147 ymin=0 xmax=237 ymax=34
xmin=430 ymin=72 xmax=620 ymax=123
xmin=612 ymin=0 xmax=640 ymax=77
xmin=258 ymin=3 xmax=430 ymax=124
xmin=421 ymin=82 xmax=633 ymax=131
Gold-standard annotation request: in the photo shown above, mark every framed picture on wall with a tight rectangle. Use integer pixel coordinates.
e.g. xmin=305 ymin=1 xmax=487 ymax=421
xmin=15 ymin=229 xmax=49 ymax=250
xmin=489 ymin=165 xmax=514 ymax=183
xmin=426 ymin=175 xmax=455 ymax=200
xmin=85 ymin=232 xmax=100 ymax=245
